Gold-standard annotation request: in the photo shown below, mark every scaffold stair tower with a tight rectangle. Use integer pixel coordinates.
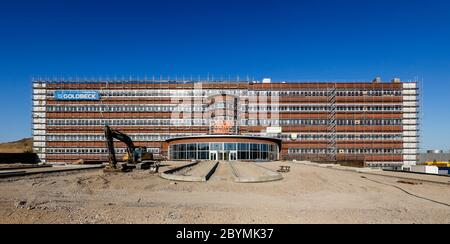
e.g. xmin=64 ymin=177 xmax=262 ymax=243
xmin=327 ymin=84 xmax=337 ymax=162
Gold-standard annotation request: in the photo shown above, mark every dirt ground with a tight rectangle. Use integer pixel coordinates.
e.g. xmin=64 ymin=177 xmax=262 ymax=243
xmin=0 ymin=138 xmax=32 ymax=153
xmin=0 ymin=161 xmax=449 ymax=224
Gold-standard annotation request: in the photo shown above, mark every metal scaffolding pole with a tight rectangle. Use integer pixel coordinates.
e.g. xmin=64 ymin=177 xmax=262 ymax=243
xmin=327 ymin=84 xmax=337 ymax=162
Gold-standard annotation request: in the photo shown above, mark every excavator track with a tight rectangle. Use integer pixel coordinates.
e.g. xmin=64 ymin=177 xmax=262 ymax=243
xmin=103 ymin=125 xmax=160 ymax=173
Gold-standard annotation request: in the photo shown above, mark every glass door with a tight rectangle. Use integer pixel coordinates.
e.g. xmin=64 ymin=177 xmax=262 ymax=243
xmin=230 ymin=151 xmax=237 ymax=161
xmin=218 ymin=151 xmax=229 ymax=161
xmin=223 ymin=151 xmax=229 ymax=161
xmin=209 ymin=151 xmax=218 ymax=161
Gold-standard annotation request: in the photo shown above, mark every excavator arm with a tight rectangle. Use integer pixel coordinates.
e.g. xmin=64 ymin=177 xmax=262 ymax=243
xmin=104 ymin=125 xmax=136 ymax=169
xmin=104 ymin=125 xmax=159 ymax=173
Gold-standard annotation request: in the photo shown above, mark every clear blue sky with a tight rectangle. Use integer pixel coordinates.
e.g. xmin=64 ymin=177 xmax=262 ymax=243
xmin=0 ymin=0 xmax=449 ymax=151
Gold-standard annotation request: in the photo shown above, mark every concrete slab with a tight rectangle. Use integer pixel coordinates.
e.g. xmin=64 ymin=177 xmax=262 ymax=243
xmin=229 ymin=161 xmax=283 ymax=183
xmin=289 ymin=161 xmax=450 ymax=185
xmin=0 ymin=165 xmax=104 ymax=178
xmin=0 ymin=165 xmax=51 ymax=171
xmin=160 ymin=161 xmax=219 ymax=182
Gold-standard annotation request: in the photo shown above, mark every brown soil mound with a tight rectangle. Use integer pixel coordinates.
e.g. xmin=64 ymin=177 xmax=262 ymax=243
xmin=0 ymin=138 xmax=33 ymax=153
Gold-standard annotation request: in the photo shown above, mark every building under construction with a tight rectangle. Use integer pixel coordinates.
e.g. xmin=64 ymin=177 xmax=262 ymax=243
xmin=32 ymin=77 xmax=419 ymax=168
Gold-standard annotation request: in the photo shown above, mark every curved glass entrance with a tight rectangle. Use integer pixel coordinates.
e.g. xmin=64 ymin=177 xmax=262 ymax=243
xmin=169 ymin=142 xmax=278 ymax=161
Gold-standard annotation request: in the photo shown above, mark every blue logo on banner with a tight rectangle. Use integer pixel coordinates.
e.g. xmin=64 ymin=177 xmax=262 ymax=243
xmin=54 ymin=90 xmax=100 ymax=101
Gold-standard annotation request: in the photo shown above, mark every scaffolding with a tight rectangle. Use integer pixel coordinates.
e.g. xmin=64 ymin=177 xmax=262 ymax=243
xmin=31 ymin=77 xmax=417 ymax=167
xmin=327 ymin=84 xmax=337 ymax=162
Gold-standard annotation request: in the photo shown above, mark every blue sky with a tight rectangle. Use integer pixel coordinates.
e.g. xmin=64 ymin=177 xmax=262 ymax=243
xmin=0 ymin=0 xmax=449 ymax=150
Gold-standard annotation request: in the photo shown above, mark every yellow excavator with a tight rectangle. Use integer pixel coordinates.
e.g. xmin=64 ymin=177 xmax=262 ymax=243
xmin=104 ymin=125 xmax=159 ymax=173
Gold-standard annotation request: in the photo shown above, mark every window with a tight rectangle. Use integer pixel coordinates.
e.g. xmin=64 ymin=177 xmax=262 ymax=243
xmin=169 ymin=142 xmax=278 ymax=161
xmin=225 ymin=143 xmax=237 ymax=151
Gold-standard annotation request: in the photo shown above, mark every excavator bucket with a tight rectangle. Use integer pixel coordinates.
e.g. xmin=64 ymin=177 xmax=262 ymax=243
xmin=103 ymin=163 xmax=132 ymax=173
xmin=136 ymin=161 xmax=160 ymax=173
xmin=149 ymin=165 xmax=159 ymax=174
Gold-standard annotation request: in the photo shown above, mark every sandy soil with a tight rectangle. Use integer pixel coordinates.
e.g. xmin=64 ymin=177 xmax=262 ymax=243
xmin=0 ymin=138 xmax=32 ymax=153
xmin=0 ymin=161 xmax=449 ymax=224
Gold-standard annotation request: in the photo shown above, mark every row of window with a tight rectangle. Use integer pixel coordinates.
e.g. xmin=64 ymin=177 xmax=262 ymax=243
xmin=256 ymin=105 xmax=403 ymax=112
xmin=47 ymin=89 xmax=404 ymax=98
xmin=46 ymin=118 xmax=404 ymax=127
xmin=47 ymin=105 xmax=204 ymax=113
xmin=46 ymin=118 xmax=211 ymax=126
xmin=278 ymin=90 xmax=402 ymax=97
xmin=208 ymin=103 xmax=237 ymax=110
xmin=47 ymin=119 xmax=204 ymax=126
xmin=169 ymin=142 xmax=278 ymax=161
xmin=275 ymin=134 xmax=403 ymax=141
xmin=48 ymin=89 xmax=243 ymax=97
xmin=46 ymin=118 xmax=403 ymax=126
xmin=368 ymin=163 xmax=402 ymax=168
xmin=45 ymin=104 xmax=404 ymax=113
xmin=170 ymin=142 xmax=278 ymax=152
xmin=269 ymin=119 xmax=402 ymax=126
xmin=253 ymin=118 xmax=416 ymax=127
xmin=43 ymin=133 xmax=403 ymax=142
xmin=46 ymin=147 xmax=160 ymax=154
xmin=45 ymin=147 xmax=402 ymax=155
xmin=46 ymin=134 xmax=198 ymax=142
xmin=288 ymin=148 xmax=403 ymax=154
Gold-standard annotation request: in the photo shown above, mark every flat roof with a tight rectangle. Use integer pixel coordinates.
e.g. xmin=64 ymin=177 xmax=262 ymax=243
xmin=166 ymin=135 xmax=282 ymax=148
xmin=32 ymin=79 xmax=415 ymax=85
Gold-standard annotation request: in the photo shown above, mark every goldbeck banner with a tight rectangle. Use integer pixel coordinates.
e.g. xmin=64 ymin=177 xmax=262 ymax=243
xmin=54 ymin=90 xmax=100 ymax=101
